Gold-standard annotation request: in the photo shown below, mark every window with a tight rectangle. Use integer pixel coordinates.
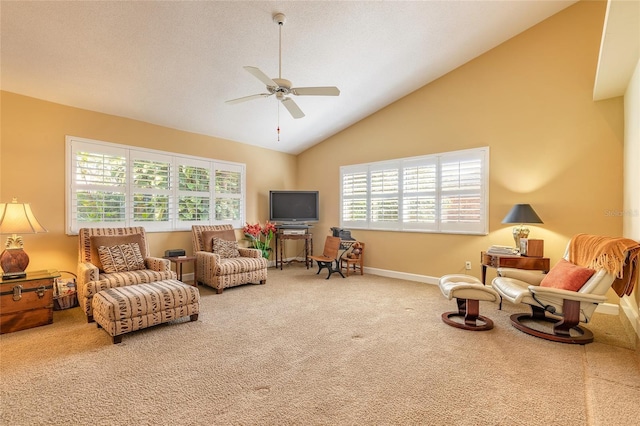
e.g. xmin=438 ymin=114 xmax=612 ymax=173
xmin=66 ymin=136 xmax=246 ymax=234
xmin=340 ymin=147 xmax=488 ymax=235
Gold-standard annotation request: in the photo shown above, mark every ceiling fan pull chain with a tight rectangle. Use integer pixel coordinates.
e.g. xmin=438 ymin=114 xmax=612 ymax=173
xmin=278 ymin=21 xmax=282 ymax=79
xmin=277 ymin=102 xmax=280 ymax=142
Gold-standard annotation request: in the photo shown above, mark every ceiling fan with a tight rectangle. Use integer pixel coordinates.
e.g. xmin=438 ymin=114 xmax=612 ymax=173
xmin=226 ymin=13 xmax=340 ymax=119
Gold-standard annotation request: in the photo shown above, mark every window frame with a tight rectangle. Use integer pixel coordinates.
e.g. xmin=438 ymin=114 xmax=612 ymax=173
xmin=340 ymin=147 xmax=489 ymax=235
xmin=66 ymin=136 xmax=246 ymax=234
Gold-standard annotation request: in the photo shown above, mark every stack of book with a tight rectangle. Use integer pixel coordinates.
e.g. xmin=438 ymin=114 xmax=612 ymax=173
xmin=487 ymin=245 xmax=519 ymax=255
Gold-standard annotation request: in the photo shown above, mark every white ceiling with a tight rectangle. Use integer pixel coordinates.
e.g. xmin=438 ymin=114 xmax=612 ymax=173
xmin=1 ymin=0 xmax=580 ymax=155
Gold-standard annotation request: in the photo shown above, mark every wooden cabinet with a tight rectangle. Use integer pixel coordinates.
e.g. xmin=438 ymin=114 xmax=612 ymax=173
xmin=0 ymin=269 xmax=60 ymax=334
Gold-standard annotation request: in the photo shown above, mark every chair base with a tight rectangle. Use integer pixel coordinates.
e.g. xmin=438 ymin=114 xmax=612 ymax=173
xmin=441 ymin=311 xmax=494 ymax=331
xmin=312 ymin=259 xmax=345 ymax=279
xmin=510 ymin=313 xmax=594 ymax=344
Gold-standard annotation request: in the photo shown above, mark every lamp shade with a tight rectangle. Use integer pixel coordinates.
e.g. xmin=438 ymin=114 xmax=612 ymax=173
xmin=501 ymin=204 xmax=543 ymax=224
xmin=0 ymin=198 xmax=47 ymax=234
xmin=0 ymin=199 xmax=48 ymax=235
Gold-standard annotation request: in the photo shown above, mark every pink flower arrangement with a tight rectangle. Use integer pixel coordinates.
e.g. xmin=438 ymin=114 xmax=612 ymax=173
xmin=242 ymin=221 xmax=277 ymax=259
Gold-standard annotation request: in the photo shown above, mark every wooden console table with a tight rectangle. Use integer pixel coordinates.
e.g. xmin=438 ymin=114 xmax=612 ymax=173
xmin=481 ymin=252 xmax=550 ymax=284
xmin=276 ymin=233 xmax=313 ymax=270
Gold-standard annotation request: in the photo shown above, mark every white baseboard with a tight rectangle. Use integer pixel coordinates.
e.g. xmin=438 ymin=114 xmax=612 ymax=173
xmin=620 ymin=297 xmax=640 ymax=337
xmin=364 ymin=267 xmax=440 ymax=285
xmin=595 ymin=303 xmax=619 ymax=316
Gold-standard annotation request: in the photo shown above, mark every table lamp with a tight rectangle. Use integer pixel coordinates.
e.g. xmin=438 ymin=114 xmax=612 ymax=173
xmin=501 ymin=203 xmax=543 ymax=249
xmin=0 ymin=198 xmax=48 ymax=279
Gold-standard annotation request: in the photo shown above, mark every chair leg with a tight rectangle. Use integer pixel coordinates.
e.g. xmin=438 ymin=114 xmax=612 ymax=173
xmin=553 ymin=299 xmax=581 ymax=337
xmin=316 ymin=261 xmax=329 ymax=275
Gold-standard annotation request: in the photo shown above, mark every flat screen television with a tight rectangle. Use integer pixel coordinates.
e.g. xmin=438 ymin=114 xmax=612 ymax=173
xmin=269 ymin=190 xmax=319 ymax=224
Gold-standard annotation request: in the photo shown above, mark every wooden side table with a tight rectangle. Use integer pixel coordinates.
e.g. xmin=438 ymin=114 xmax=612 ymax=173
xmin=0 ymin=269 xmax=60 ymax=334
xmin=276 ymin=233 xmax=313 ymax=270
xmin=481 ymin=252 xmax=550 ymax=284
xmin=164 ymin=256 xmax=197 ymax=285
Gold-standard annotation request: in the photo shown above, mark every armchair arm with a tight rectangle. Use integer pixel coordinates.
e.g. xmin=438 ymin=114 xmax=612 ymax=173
xmin=497 ymin=268 xmax=545 ymax=285
xmin=194 ymin=250 xmax=221 ymax=287
xmin=238 ymin=247 xmax=262 ymax=258
xmin=77 ymin=262 xmax=99 ymax=286
xmin=145 ymin=256 xmax=171 ymax=272
xmin=194 ymin=250 xmax=220 ymax=264
xmin=529 ymin=286 xmax=608 ymax=304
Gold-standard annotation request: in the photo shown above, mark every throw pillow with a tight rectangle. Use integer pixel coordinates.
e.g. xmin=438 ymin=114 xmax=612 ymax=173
xmin=98 ymin=243 xmax=146 ymax=273
xmin=202 ymin=229 xmax=237 ymax=252
xmin=540 ymin=258 xmax=596 ymax=291
xmin=90 ymin=234 xmax=147 ymax=272
xmin=212 ymin=237 xmax=240 ymax=258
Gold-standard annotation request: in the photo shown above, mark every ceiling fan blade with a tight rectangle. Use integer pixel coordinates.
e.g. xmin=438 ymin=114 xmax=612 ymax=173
xmin=243 ymin=66 xmax=278 ymax=87
xmin=225 ymin=93 xmax=272 ymax=104
xmin=291 ymin=86 xmax=340 ymax=96
xmin=281 ymin=97 xmax=305 ymax=119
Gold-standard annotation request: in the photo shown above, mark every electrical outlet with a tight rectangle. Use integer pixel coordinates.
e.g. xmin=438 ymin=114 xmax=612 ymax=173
xmin=465 ymin=261 xmax=472 ymax=270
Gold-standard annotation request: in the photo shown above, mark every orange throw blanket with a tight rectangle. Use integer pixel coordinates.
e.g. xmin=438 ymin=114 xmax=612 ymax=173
xmin=568 ymin=234 xmax=640 ymax=297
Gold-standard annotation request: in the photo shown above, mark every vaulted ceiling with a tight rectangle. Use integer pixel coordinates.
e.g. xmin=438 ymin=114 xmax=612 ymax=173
xmin=1 ymin=1 xmax=586 ymax=154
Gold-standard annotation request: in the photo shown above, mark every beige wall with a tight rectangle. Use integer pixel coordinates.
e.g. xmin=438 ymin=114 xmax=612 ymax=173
xmin=0 ymin=92 xmax=297 ymax=275
xmin=298 ymin=1 xmax=624 ymax=291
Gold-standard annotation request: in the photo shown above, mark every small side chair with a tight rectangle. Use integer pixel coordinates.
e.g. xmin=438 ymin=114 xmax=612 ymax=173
xmin=340 ymin=242 xmax=364 ymax=276
xmin=309 ymin=236 xmax=343 ymax=279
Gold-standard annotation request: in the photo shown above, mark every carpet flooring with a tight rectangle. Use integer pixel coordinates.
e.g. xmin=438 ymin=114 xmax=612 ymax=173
xmin=1 ymin=265 xmax=639 ymax=425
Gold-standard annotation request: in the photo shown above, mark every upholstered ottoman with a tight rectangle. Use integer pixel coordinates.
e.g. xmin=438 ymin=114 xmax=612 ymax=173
xmin=92 ymin=280 xmax=200 ymax=344
xmin=439 ymin=274 xmax=499 ymax=331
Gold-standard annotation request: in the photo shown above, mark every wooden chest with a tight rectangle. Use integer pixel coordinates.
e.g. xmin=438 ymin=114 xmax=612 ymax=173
xmin=0 ymin=269 xmax=59 ymax=334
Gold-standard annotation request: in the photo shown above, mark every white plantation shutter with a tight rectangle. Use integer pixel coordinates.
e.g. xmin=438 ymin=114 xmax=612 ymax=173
xmin=130 ymin=153 xmax=172 ymax=231
xmin=340 ymin=147 xmax=488 ymax=234
xmin=341 ymin=166 xmax=369 ymax=227
xmin=213 ymin=163 xmax=244 ymax=229
xmin=370 ymin=163 xmax=399 ymax=229
xmin=177 ymin=159 xmax=211 ymax=227
xmin=439 ymin=151 xmax=485 ymax=233
xmin=66 ymin=136 xmax=246 ymax=234
xmin=402 ymin=158 xmax=437 ymax=231
xmin=70 ymin=143 xmax=127 ymax=230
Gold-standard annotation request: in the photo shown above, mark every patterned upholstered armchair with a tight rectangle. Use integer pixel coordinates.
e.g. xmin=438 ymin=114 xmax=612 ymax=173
xmin=77 ymin=227 xmax=176 ymax=322
xmin=192 ymin=224 xmax=268 ymax=293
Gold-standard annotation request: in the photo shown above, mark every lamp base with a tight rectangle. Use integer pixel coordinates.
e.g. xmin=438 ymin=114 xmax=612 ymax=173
xmin=0 ymin=248 xmax=30 ymax=277
xmin=512 ymin=226 xmax=530 ymax=250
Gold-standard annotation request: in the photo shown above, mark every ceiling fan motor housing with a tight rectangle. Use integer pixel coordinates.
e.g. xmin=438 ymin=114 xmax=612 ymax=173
xmin=269 ymin=78 xmax=292 ymax=96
